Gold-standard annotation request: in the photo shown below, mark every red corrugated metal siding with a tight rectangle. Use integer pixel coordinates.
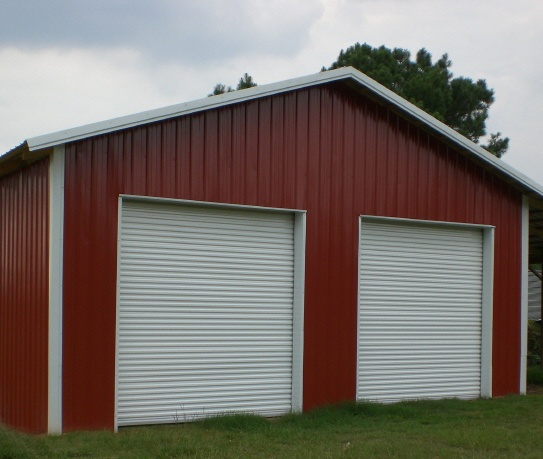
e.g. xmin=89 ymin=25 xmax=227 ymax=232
xmin=62 ymin=84 xmax=522 ymax=431
xmin=0 ymin=158 xmax=49 ymax=434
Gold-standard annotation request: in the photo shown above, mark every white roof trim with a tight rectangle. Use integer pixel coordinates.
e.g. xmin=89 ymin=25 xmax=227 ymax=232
xmin=26 ymin=68 xmax=354 ymax=151
xmin=22 ymin=66 xmax=543 ymax=198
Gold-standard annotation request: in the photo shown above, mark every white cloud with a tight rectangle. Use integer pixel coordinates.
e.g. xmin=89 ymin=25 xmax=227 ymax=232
xmin=0 ymin=47 xmax=170 ymax=151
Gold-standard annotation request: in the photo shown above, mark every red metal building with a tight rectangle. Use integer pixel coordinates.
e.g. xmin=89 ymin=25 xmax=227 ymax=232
xmin=1 ymin=67 xmax=543 ymax=434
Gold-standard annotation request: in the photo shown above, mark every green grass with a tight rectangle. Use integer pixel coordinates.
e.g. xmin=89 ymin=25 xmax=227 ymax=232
xmin=2 ymin=396 xmax=543 ymax=458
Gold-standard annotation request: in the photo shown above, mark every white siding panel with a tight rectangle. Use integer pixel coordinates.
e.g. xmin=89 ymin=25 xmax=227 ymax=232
xmin=358 ymin=219 xmax=483 ymax=402
xmin=118 ymin=201 xmax=295 ymax=426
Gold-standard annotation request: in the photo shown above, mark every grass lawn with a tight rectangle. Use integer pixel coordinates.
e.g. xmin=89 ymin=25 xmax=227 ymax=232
xmin=2 ymin=395 xmax=543 ymax=458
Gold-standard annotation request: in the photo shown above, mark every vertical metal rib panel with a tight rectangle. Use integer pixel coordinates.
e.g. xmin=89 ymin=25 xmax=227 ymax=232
xmin=358 ymin=219 xmax=483 ymax=401
xmin=117 ymin=201 xmax=295 ymax=426
xmin=0 ymin=159 xmax=49 ymax=433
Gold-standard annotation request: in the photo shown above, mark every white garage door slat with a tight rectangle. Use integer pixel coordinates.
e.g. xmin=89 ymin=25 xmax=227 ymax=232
xmin=358 ymin=219 xmax=483 ymax=402
xmin=117 ymin=201 xmax=295 ymax=426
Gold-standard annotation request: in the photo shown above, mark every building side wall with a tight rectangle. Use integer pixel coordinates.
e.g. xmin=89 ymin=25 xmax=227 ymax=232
xmin=0 ymin=158 xmax=49 ymax=434
xmin=62 ymin=84 xmax=521 ymax=431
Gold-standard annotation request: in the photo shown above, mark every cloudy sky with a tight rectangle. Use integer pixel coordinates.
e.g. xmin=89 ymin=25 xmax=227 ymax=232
xmin=1 ymin=0 xmax=542 ymax=184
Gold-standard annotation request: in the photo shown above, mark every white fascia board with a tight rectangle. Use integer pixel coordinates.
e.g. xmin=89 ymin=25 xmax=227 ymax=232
xmin=24 ymin=66 xmax=543 ymax=199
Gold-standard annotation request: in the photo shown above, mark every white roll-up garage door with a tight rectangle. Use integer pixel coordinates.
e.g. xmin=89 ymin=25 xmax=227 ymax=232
xmin=358 ymin=218 xmax=484 ymax=402
xmin=117 ymin=200 xmax=296 ymax=426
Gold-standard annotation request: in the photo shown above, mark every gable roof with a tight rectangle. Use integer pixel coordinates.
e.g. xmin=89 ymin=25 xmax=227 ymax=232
xmin=2 ymin=66 xmax=543 ymax=262
xmin=2 ymin=66 xmax=542 ymax=200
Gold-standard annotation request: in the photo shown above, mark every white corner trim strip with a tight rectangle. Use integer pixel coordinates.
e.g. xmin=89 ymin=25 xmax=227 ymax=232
xmin=48 ymin=144 xmax=65 ymax=434
xmin=519 ymin=195 xmax=530 ymax=394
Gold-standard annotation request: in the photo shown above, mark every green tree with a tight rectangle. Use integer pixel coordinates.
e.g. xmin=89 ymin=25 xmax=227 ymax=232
xmin=208 ymin=73 xmax=257 ymax=97
xmin=325 ymin=43 xmax=508 ymax=157
xmin=237 ymin=73 xmax=257 ymax=90
xmin=208 ymin=83 xmax=233 ymax=97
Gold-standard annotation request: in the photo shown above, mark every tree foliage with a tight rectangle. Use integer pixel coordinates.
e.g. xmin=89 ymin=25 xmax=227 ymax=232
xmin=208 ymin=83 xmax=233 ymax=96
xmin=207 ymin=46 xmax=509 ymax=157
xmin=208 ymin=73 xmax=257 ymax=97
xmin=237 ymin=73 xmax=257 ymax=90
xmin=325 ymin=43 xmax=508 ymax=157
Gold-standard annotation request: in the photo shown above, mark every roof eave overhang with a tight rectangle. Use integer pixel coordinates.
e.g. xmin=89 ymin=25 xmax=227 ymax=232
xmin=0 ymin=141 xmax=54 ymax=177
